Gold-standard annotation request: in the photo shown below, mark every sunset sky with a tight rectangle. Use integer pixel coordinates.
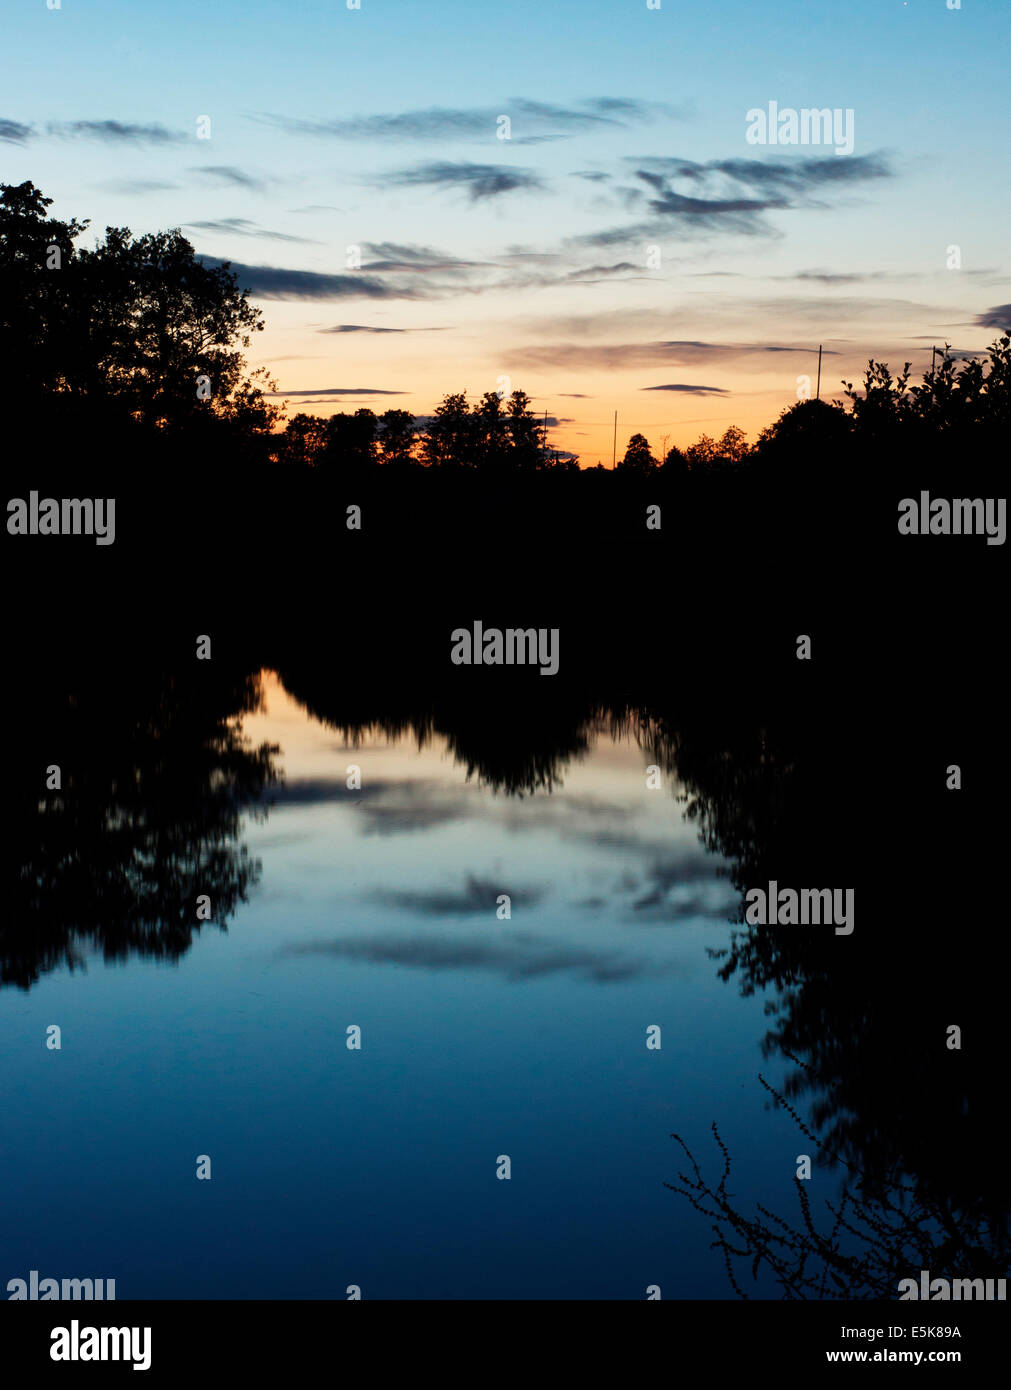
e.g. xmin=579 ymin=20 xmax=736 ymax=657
xmin=4 ymin=0 xmax=1008 ymax=462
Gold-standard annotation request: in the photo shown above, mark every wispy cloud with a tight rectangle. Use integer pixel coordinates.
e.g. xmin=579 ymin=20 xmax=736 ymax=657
xmin=0 ymin=119 xmax=33 ymax=144
xmin=641 ymin=383 xmax=729 ymax=395
xmin=976 ymin=304 xmax=1011 ymax=328
xmin=201 ymin=242 xmax=642 ymax=306
xmin=95 ymin=178 xmax=180 ymax=194
xmin=569 ymin=217 xmax=769 ymax=250
xmin=747 ymin=294 xmax=948 ymax=325
xmin=451 ymin=255 xmax=646 ymax=294
xmin=195 ymin=256 xmax=414 ymax=300
xmin=185 ymin=217 xmax=319 ymax=244
xmin=249 ymin=97 xmax=684 ymax=144
xmin=279 ymin=931 xmax=676 ymax=983
xmin=317 ymin=324 xmax=443 ymax=334
xmin=361 ymin=242 xmax=485 ymax=274
xmin=319 ymin=324 xmax=403 ymax=334
xmin=370 ymin=874 xmax=545 ymax=915
xmin=381 ymin=160 xmax=546 ymax=201
xmin=265 ymin=387 xmax=408 ymax=397
xmin=512 ymin=339 xmax=833 ymax=371
xmin=907 ymin=337 xmax=989 ymax=357
xmin=571 ymin=152 xmax=893 ymax=247
xmin=190 ymin=165 xmax=270 ymax=191
xmin=631 ymin=153 xmax=891 ymax=200
xmin=564 ymin=261 xmax=640 ymax=283
xmin=788 ymin=269 xmax=891 ymax=285
xmin=46 ymin=119 xmax=186 ymax=144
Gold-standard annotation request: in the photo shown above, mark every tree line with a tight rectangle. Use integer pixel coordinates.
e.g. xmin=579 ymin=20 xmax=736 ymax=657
xmin=276 ymin=391 xmax=576 ymax=471
xmin=4 ymin=179 xmax=1008 ymax=475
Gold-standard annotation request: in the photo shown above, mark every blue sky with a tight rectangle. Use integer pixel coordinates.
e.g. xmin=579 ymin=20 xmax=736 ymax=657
xmin=3 ymin=0 xmax=1008 ymax=457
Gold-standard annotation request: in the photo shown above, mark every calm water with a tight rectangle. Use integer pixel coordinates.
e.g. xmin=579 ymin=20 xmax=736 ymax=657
xmin=3 ymin=670 xmax=820 ymax=1299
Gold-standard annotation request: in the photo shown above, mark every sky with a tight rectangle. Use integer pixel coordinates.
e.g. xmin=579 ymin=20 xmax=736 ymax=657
xmin=3 ymin=0 xmax=1009 ymax=462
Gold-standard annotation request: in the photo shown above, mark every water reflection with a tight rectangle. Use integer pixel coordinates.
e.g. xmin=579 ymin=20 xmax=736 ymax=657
xmin=6 ymin=664 xmax=280 ymax=990
xmin=4 ymin=657 xmax=1006 ymax=1296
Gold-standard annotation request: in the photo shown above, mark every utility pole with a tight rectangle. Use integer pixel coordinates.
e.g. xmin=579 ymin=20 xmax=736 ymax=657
xmin=816 ymin=344 xmax=822 ymax=400
xmin=612 ymin=411 xmax=617 ymax=469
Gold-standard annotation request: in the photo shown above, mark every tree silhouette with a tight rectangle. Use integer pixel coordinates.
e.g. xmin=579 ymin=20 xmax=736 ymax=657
xmin=414 ymin=389 xmax=550 ymax=470
xmin=755 ymin=397 xmax=851 ymax=456
xmin=661 ymin=443 xmax=690 ymax=477
xmin=322 ymin=407 xmax=379 ymax=471
xmin=0 ymin=179 xmax=89 ymax=405
xmin=668 ymin=1066 xmax=1009 ymax=1299
xmin=540 ymin=449 xmax=579 ymax=471
xmin=5 ymin=664 xmax=281 ymax=991
xmin=715 ymin=425 xmax=750 ymax=465
xmin=378 ymin=408 xmax=417 ymax=465
xmin=276 ymin=411 xmax=328 ymax=467
xmin=421 ymin=391 xmax=474 ymax=468
xmin=1 ymin=180 xmax=278 ymax=439
xmin=753 ymin=334 xmax=1011 ymax=466
xmin=840 ymin=357 xmax=915 ymax=443
xmin=619 ymin=432 xmax=657 ymax=472
xmin=903 ymin=336 xmax=1010 ymax=436
xmin=472 ymin=391 xmax=512 ymax=471
xmin=507 ymin=389 xmax=547 ymax=469
xmin=684 ymin=433 xmax=718 ymax=470
xmin=631 ymin=685 xmax=1009 ymax=1242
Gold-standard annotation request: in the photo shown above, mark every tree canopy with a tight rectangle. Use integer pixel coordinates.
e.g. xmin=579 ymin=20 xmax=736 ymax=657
xmin=1 ymin=179 xmax=278 ymax=441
